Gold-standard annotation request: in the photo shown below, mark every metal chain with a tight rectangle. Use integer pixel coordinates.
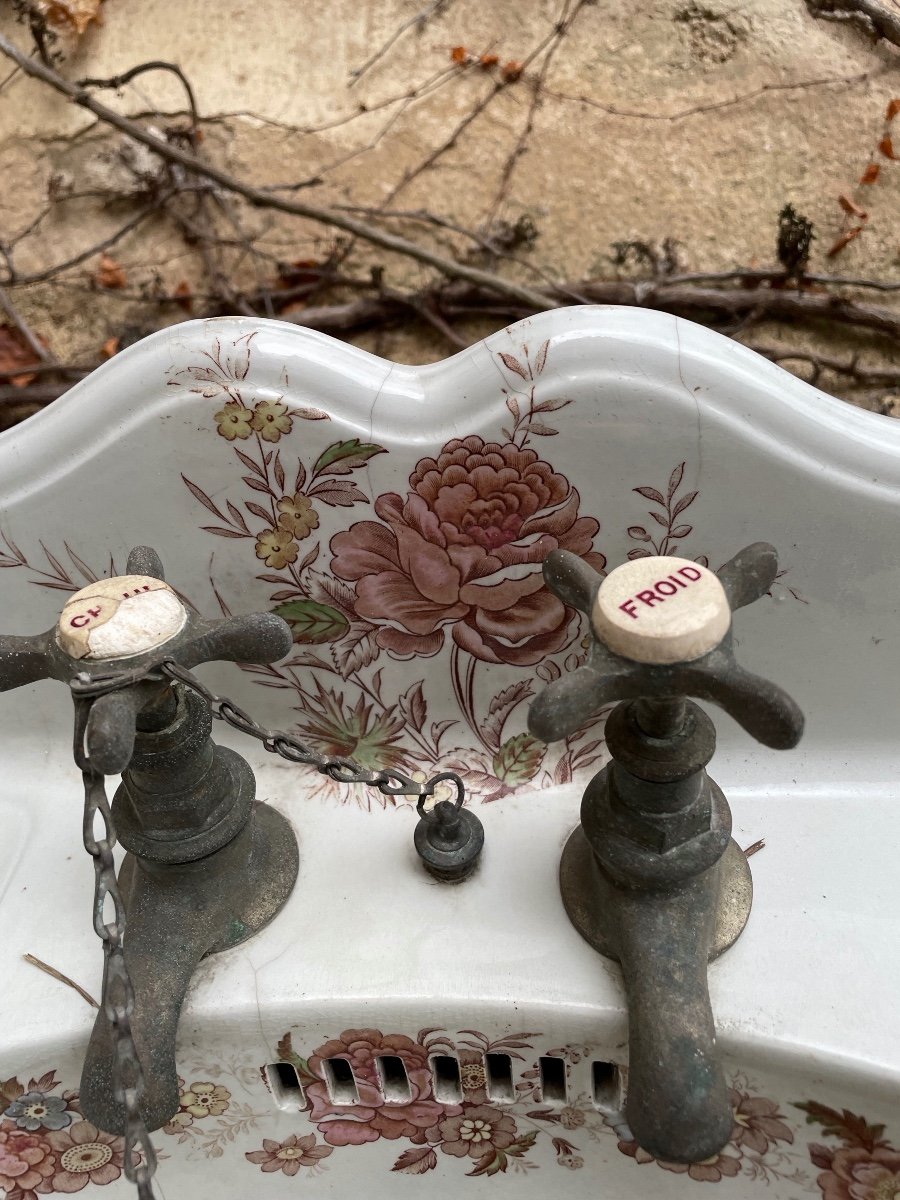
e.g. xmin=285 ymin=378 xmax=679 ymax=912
xmin=157 ymin=659 xmax=466 ymax=815
xmin=72 ymin=696 xmax=158 ymax=1200
xmin=69 ymin=654 xmax=468 ymax=1200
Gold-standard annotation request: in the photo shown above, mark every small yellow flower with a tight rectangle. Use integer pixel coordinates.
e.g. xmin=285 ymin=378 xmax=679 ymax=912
xmin=178 ymin=1082 xmax=231 ymax=1119
xmin=560 ymin=1106 xmax=585 ymax=1130
xmin=214 ymin=402 xmax=253 ymax=441
xmin=163 ymin=1111 xmax=194 ymax=1134
xmin=251 ymin=400 xmax=292 ymax=442
xmin=460 ymin=1064 xmax=487 ymax=1092
xmin=277 ymin=492 xmax=319 ymax=539
xmin=255 ymin=529 xmax=299 ymax=569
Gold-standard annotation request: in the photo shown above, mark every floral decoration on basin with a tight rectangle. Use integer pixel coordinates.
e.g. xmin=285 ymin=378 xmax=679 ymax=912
xmin=3 ymin=1035 xmax=894 ymax=1192
xmin=173 ymin=332 xmax=611 ymax=804
xmin=0 ymin=328 xmax=805 ymax=809
xmin=171 ymin=330 xmax=803 ymax=805
xmin=0 ymin=1072 xmax=126 ymax=1196
xmin=795 ymin=1102 xmax=900 ymax=1200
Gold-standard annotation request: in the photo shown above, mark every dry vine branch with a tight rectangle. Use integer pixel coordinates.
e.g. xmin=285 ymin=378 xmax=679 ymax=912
xmin=748 ymin=344 xmax=900 ymax=387
xmin=805 ymin=0 xmax=900 ymax=46
xmin=547 ymin=68 xmax=887 ymax=122
xmin=349 ymin=0 xmax=453 ymax=86
xmin=486 ymin=0 xmax=587 ymax=221
xmin=1 ymin=196 xmax=173 ymax=286
xmin=77 ymin=59 xmax=200 ymax=142
xmin=265 ymin=277 xmax=900 ymax=343
xmin=0 ymin=32 xmax=557 ymax=312
xmin=352 ymin=0 xmax=583 ymax=243
xmin=0 ymin=13 xmax=898 ymax=429
xmin=0 ymin=283 xmax=55 ymax=363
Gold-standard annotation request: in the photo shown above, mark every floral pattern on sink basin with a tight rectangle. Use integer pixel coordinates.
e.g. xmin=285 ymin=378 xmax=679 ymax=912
xmin=3 ymin=1029 xmax=895 ymax=1195
xmin=0 ymin=328 xmax=805 ymax=810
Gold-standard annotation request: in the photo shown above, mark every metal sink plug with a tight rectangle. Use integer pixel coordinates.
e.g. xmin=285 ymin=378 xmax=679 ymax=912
xmin=529 ymin=542 xmax=804 ymax=1164
xmin=0 ymin=545 xmax=298 ymax=1138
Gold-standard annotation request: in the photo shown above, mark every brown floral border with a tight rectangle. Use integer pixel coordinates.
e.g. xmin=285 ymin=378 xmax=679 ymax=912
xmin=3 ymin=1034 xmax=894 ymax=1192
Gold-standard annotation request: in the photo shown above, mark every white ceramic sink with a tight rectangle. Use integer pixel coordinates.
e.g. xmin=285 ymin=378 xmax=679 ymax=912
xmin=0 ymin=308 xmax=897 ymax=1198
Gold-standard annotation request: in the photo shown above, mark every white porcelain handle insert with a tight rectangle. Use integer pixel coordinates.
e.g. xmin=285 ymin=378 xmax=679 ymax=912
xmin=57 ymin=575 xmax=187 ymax=660
xmin=591 ymin=556 xmax=731 ymax=665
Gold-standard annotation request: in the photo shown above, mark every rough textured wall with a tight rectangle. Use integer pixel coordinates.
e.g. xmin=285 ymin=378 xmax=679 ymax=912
xmin=0 ymin=0 xmax=897 ymax=424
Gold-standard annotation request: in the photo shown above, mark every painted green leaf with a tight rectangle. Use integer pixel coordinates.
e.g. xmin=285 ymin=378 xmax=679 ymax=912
xmin=312 ymin=439 xmax=386 ymax=477
xmin=275 ymin=1033 xmax=317 ymax=1084
xmin=506 ymin=1131 xmax=538 ymax=1157
xmin=274 ymin=599 xmax=349 ymax=644
xmin=492 ymin=732 xmax=546 ymax=785
xmin=468 ymin=1148 xmax=507 ymax=1177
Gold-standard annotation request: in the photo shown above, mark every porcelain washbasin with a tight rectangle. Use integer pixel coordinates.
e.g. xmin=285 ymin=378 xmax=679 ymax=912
xmin=0 ymin=307 xmax=897 ymax=1198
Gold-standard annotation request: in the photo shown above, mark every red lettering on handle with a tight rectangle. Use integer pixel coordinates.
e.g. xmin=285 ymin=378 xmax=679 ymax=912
xmin=613 ymin=567 xmax=708 ymax=624
xmin=70 ymin=606 xmax=102 ymax=628
xmin=636 ymin=589 xmax=662 ymax=608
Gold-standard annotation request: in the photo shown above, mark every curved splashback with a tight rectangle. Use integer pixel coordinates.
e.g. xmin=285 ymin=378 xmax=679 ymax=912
xmin=0 ymin=307 xmax=894 ymax=798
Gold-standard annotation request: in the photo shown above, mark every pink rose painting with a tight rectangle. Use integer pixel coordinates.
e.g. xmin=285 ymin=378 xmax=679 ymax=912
xmin=305 ymin=1029 xmax=452 ymax=1146
xmin=797 ymin=1102 xmax=900 ymax=1200
xmin=330 ymin=436 xmax=605 ymax=666
xmin=170 ymin=331 xmax=801 ymax=801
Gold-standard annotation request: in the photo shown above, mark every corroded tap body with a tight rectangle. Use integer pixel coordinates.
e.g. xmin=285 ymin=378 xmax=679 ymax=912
xmin=529 ymin=543 xmax=803 ymax=1162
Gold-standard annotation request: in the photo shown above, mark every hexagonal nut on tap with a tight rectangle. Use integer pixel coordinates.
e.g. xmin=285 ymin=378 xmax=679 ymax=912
xmin=605 ymin=764 xmax=715 ymax=853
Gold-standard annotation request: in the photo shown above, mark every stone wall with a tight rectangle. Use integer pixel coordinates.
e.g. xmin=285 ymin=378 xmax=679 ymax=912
xmin=0 ymin=0 xmax=897 ymax=416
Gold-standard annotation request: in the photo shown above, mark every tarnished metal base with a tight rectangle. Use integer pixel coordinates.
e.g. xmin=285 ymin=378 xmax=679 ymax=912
xmin=560 ymin=825 xmax=752 ymax=963
xmin=204 ymin=803 xmax=299 ymax=954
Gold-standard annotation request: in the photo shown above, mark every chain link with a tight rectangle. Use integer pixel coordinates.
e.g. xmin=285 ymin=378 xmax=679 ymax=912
xmin=70 ymin=655 xmax=467 ymax=1200
xmin=157 ymin=660 xmax=466 ymax=808
xmin=72 ymin=697 xmax=158 ymax=1200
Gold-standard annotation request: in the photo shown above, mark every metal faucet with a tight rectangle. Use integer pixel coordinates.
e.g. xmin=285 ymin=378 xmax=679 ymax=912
xmin=529 ymin=542 xmax=803 ymax=1163
xmin=0 ymin=546 xmax=298 ymax=1135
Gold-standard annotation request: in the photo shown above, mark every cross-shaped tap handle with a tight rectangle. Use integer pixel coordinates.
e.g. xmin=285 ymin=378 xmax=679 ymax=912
xmin=528 ymin=542 xmax=803 ymax=750
xmin=0 ymin=546 xmax=292 ymax=773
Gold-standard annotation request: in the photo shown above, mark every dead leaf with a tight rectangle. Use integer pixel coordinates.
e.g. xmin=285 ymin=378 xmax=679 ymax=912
xmin=172 ymin=280 xmax=194 ymax=313
xmin=451 ymin=45 xmax=469 ymax=64
xmin=837 ymin=194 xmax=868 ymax=219
xmin=886 ymin=98 xmax=900 ymax=122
xmin=391 ymin=1146 xmax=437 ymax=1174
xmin=859 ymin=162 xmax=880 ymax=185
xmin=501 ymin=60 xmax=523 ymax=82
xmin=878 ymin=135 xmax=897 ymax=160
xmin=43 ymin=0 xmax=105 ymax=37
xmin=276 ymin=259 xmax=323 ymax=288
xmin=100 ymin=336 xmax=119 ymax=358
xmin=0 ymin=325 xmax=44 ymax=388
xmin=826 ymin=226 xmax=864 ymax=258
xmin=95 ymin=253 xmax=127 ymax=289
